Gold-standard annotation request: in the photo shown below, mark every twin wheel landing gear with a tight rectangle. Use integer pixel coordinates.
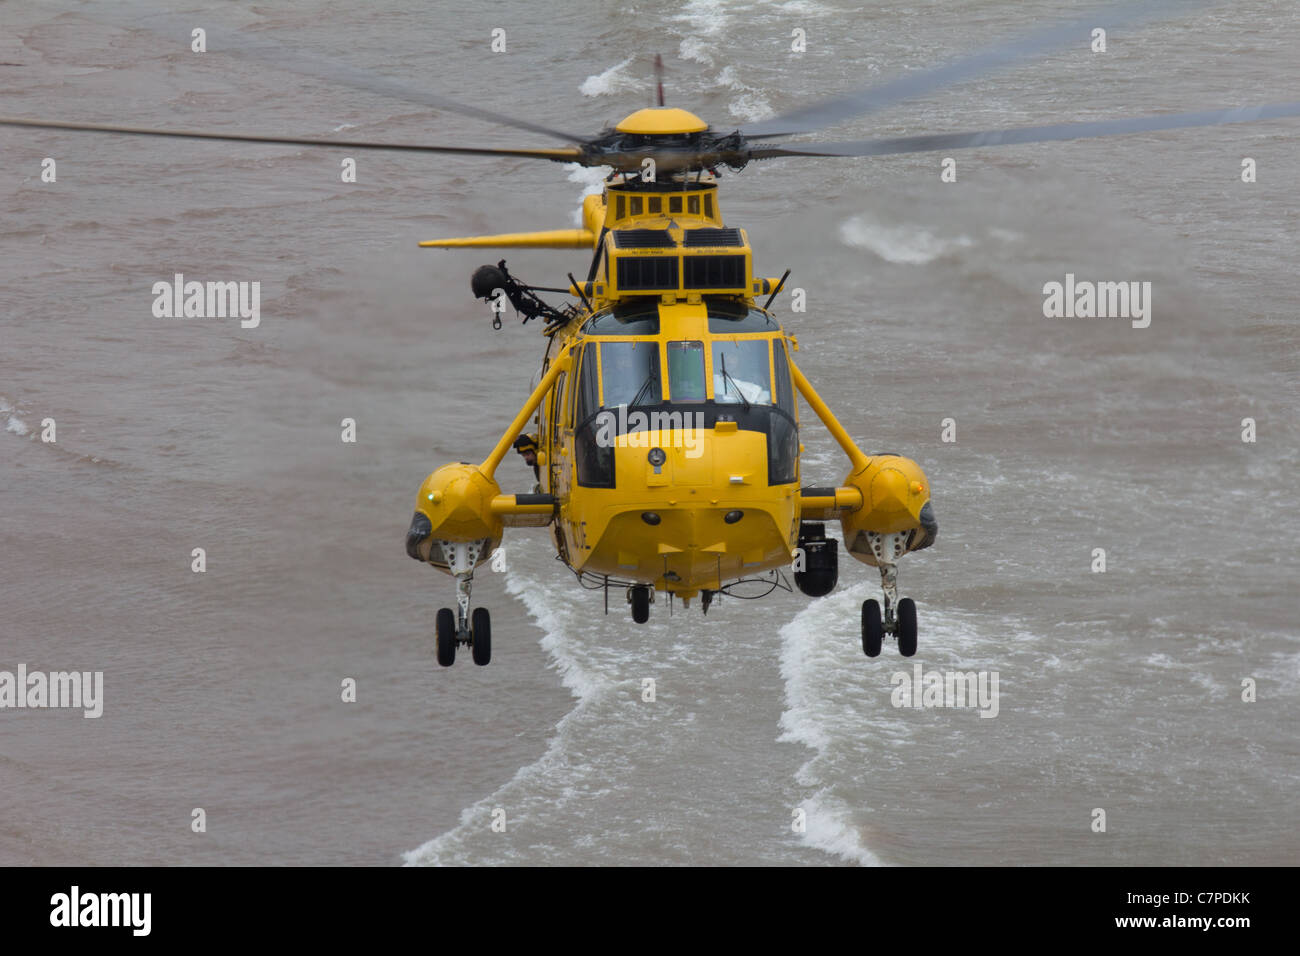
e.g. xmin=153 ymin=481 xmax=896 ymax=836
xmin=435 ymin=606 xmax=490 ymax=667
xmin=861 ymin=595 xmax=917 ymax=658
xmin=860 ymin=533 xmax=919 ymax=658
xmin=432 ymin=541 xmax=492 ymax=667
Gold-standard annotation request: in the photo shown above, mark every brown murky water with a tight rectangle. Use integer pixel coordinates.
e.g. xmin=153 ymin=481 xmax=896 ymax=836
xmin=2 ymin=0 xmax=1297 ymax=865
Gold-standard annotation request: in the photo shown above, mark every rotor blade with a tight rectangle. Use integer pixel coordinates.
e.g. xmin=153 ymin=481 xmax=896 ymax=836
xmin=740 ymin=0 xmax=1212 ymax=137
xmin=750 ymin=102 xmax=1300 ymax=159
xmin=69 ymin=1 xmax=587 ymax=143
xmin=0 ymin=116 xmax=584 ymax=162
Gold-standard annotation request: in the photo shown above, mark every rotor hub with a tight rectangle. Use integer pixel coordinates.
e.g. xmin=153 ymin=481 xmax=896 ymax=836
xmin=615 ymin=107 xmax=709 ymax=136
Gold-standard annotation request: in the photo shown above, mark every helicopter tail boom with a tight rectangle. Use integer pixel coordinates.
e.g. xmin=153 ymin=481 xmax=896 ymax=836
xmin=420 ymin=194 xmax=606 ymax=251
xmin=419 ymin=228 xmax=597 ymax=250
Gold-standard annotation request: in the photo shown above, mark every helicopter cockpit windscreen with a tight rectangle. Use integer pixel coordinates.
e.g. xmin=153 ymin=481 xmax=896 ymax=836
xmin=666 ymin=341 xmax=706 ymax=402
xmin=600 ymin=341 xmax=661 ymax=407
xmin=575 ymin=302 xmax=799 ymax=488
xmin=712 ymin=340 xmax=771 ymax=405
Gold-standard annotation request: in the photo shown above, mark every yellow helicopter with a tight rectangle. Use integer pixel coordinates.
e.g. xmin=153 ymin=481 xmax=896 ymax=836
xmin=6 ymin=5 xmax=1299 ymax=668
xmin=403 ymin=97 xmax=939 ymax=668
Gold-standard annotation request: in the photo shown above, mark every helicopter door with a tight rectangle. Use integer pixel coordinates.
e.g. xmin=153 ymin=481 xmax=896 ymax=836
xmin=573 ymin=344 xmax=614 ymax=488
xmin=547 ymin=368 xmax=566 ymax=494
xmin=769 ymin=340 xmax=799 ymax=486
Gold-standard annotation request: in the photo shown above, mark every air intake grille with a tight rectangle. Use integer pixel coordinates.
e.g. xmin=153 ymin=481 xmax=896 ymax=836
xmin=617 ymin=256 xmax=679 ymax=290
xmin=683 ymin=255 xmax=746 ymax=289
xmin=682 ymin=228 xmax=743 ymax=247
xmin=613 ymin=229 xmax=676 ymax=248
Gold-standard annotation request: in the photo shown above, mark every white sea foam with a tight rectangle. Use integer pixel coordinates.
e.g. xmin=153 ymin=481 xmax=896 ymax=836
xmin=798 ymin=790 xmax=883 ymax=866
xmin=717 ymin=65 xmax=773 ymax=124
xmin=403 ymin=567 xmax=616 ymax=866
xmin=672 ymin=0 xmax=732 ymax=37
xmin=727 ymin=91 xmax=773 ymax=124
xmin=776 ymin=0 xmax=834 ymax=14
xmin=579 ymin=57 xmax=638 ymax=98
xmin=679 ymin=36 xmax=713 ymax=66
xmin=3 ymin=398 xmax=29 ymax=436
xmin=777 ymin=578 xmax=1030 ymax=864
xmin=1263 ymin=646 xmax=1300 ymax=694
xmin=839 ymin=215 xmax=975 ymax=265
xmin=566 ymin=164 xmax=608 ymax=225
xmin=777 ymin=583 xmax=883 ymax=864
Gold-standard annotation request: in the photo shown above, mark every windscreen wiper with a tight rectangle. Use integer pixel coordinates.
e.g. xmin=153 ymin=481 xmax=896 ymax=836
xmin=629 ymin=361 xmax=660 ymax=408
xmin=719 ymin=354 xmax=751 ymax=413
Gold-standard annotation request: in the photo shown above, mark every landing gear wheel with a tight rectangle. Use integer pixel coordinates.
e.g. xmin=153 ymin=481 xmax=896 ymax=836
xmin=630 ymin=585 xmax=650 ymax=624
xmin=896 ymin=598 xmax=917 ymax=657
xmin=435 ymin=608 xmax=457 ymax=667
xmin=471 ymin=607 xmax=491 ymax=666
xmin=861 ymin=599 xmax=883 ymax=658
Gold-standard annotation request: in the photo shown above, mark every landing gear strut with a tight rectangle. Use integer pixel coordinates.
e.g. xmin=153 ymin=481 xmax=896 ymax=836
xmin=432 ymin=539 xmax=494 ymax=667
xmin=859 ymin=531 xmax=920 ymax=658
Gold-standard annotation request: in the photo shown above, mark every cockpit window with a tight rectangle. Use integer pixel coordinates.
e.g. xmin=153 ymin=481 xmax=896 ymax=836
xmin=584 ymin=300 xmax=660 ymax=335
xmin=712 ymin=339 xmax=772 ymax=405
xmin=707 ymin=300 xmax=780 ymax=333
xmin=574 ymin=344 xmax=600 ymax=426
xmin=772 ymin=339 xmax=796 ymax=416
xmin=667 ymin=341 xmax=706 ymax=402
xmin=600 ymin=341 xmax=661 ymax=407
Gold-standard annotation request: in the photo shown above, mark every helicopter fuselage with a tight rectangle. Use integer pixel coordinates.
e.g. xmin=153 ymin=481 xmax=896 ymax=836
xmin=541 ymin=296 xmax=801 ymax=600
